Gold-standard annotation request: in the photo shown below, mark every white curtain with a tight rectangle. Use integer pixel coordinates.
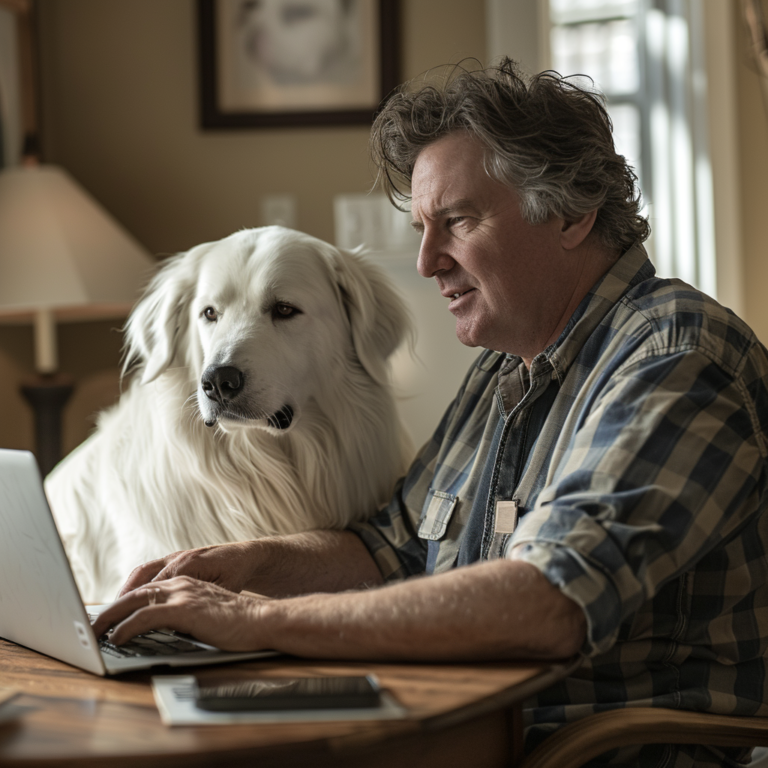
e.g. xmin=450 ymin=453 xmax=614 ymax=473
xmin=643 ymin=0 xmax=717 ymax=296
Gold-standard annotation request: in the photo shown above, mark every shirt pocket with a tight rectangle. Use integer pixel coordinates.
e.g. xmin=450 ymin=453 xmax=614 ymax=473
xmin=418 ymin=489 xmax=458 ymax=541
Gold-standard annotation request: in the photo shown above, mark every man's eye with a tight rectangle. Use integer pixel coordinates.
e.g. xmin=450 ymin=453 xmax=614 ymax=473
xmin=448 ymin=216 xmax=466 ymax=226
xmin=273 ymin=303 xmax=300 ymax=319
xmin=203 ymin=307 xmax=218 ymax=322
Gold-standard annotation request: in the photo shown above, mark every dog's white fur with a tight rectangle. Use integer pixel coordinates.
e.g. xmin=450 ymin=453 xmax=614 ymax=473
xmin=45 ymin=227 xmax=413 ymax=602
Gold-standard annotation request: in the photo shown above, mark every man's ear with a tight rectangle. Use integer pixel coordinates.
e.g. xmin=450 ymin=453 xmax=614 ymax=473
xmin=560 ymin=209 xmax=598 ymax=250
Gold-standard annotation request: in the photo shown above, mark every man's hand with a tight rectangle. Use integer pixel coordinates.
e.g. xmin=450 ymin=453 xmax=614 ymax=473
xmin=96 ymin=531 xmax=385 ymax=654
xmin=96 ymin=576 xmax=269 ymax=651
xmin=118 ymin=542 xmax=261 ymax=598
xmin=116 ymin=530 xmax=384 ymax=601
xmin=93 ymin=559 xmax=585 ymax=661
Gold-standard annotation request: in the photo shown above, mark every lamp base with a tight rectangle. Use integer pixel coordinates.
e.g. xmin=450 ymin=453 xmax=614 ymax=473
xmin=20 ymin=374 xmax=74 ymax=478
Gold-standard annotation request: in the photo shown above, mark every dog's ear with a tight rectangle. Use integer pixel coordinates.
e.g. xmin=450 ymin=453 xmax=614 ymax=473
xmin=332 ymin=248 xmax=413 ymax=382
xmin=122 ymin=246 xmax=205 ymax=385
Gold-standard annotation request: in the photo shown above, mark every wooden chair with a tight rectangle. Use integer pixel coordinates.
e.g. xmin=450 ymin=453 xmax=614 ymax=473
xmin=519 ymin=707 xmax=768 ymax=768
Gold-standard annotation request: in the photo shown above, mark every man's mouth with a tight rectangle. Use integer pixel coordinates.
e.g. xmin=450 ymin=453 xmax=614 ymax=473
xmin=449 ymin=289 xmax=473 ymax=300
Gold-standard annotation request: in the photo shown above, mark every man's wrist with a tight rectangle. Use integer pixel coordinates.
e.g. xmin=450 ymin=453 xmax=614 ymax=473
xmin=244 ymin=591 xmax=286 ymax=652
xmin=239 ymin=538 xmax=273 ymax=594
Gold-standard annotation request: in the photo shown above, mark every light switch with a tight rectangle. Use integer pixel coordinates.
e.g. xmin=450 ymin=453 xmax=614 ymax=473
xmin=334 ymin=194 xmax=420 ymax=251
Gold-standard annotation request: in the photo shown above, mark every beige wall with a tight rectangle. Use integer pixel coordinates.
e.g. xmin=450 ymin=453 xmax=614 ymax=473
xmin=0 ymin=0 xmax=486 ymax=456
xmin=735 ymin=3 xmax=768 ymax=342
xmin=37 ymin=0 xmax=486 ymax=253
xmin=3 ymin=0 xmax=767 ymax=460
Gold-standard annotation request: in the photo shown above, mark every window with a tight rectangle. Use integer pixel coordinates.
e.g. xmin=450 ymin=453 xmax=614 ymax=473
xmin=548 ymin=0 xmax=716 ymax=296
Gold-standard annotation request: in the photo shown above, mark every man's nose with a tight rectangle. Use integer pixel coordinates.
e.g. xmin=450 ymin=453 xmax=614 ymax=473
xmin=416 ymin=228 xmax=453 ymax=278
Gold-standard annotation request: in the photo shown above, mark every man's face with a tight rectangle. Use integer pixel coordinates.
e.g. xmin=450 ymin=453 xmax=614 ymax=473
xmin=410 ymin=132 xmax=577 ymax=361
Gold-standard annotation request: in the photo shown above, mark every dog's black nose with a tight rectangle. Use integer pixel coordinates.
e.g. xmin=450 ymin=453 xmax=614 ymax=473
xmin=201 ymin=365 xmax=244 ymax=404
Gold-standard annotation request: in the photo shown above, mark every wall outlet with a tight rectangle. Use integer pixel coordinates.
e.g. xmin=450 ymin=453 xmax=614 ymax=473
xmin=334 ymin=194 xmax=420 ymax=252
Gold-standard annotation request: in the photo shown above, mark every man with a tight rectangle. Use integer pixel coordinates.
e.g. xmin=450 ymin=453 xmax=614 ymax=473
xmin=94 ymin=60 xmax=768 ymax=766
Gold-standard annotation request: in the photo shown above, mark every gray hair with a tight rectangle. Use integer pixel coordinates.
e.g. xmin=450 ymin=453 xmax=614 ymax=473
xmin=370 ymin=58 xmax=650 ymax=253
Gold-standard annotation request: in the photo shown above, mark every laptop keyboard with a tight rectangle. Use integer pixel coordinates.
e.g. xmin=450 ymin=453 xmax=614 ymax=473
xmin=99 ymin=631 xmax=203 ymax=658
xmin=88 ymin=613 xmax=205 ymax=658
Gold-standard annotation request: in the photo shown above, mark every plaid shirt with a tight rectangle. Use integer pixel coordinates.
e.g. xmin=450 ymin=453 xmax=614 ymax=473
xmin=351 ymin=244 xmax=768 ymax=766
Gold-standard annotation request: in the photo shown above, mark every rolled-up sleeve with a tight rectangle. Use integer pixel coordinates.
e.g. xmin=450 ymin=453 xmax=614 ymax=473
xmin=510 ymin=349 xmax=767 ymax=657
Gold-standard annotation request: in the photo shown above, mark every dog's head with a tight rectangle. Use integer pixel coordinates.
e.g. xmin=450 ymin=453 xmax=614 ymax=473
xmin=123 ymin=227 xmax=411 ymax=433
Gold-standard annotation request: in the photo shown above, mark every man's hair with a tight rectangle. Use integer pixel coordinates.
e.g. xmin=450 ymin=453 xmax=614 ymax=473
xmin=370 ymin=57 xmax=650 ymax=253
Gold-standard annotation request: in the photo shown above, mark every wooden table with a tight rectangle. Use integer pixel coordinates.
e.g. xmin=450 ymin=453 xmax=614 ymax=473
xmin=0 ymin=638 xmax=577 ymax=768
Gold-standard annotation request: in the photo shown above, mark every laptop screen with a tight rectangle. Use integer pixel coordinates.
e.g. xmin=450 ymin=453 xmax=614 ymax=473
xmin=0 ymin=449 xmax=106 ymax=675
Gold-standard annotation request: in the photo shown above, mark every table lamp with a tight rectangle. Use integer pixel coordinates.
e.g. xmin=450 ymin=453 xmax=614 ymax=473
xmin=0 ymin=160 xmax=156 ymax=475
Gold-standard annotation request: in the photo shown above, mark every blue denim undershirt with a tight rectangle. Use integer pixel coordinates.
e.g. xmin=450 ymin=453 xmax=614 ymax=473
xmin=453 ymin=370 xmax=560 ymax=569
xmin=455 ymin=412 xmax=505 ymax=568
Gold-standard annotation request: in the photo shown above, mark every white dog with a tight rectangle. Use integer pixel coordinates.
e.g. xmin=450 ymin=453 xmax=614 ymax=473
xmin=45 ymin=227 xmax=413 ymax=602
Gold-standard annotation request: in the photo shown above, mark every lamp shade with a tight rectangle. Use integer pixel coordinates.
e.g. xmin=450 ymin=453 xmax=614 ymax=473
xmin=0 ymin=164 xmax=155 ymax=321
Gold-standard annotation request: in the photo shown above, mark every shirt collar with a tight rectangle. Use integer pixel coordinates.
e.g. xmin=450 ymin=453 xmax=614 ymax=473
xmin=520 ymin=243 xmax=656 ymax=384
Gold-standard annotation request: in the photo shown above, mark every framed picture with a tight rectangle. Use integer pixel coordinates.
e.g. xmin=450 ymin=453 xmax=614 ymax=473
xmin=198 ymin=0 xmax=400 ymax=129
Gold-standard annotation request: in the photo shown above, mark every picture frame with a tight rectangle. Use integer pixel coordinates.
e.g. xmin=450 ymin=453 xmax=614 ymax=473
xmin=198 ymin=0 xmax=400 ymax=129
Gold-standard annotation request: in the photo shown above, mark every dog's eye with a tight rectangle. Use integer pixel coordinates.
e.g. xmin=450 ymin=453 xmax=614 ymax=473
xmin=203 ymin=307 xmax=218 ymax=322
xmin=273 ymin=303 xmax=299 ymax=319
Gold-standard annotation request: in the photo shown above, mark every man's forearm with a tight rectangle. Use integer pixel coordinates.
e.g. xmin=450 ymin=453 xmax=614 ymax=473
xmin=97 ymin=543 xmax=587 ymax=658
xmin=253 ymin=558 xmax=586 ymax=661
xmin=244 ymin=530 xmax=385 ymax=597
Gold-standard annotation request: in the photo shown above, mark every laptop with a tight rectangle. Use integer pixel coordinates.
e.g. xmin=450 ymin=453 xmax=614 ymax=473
xmin=0 ymin=448 xmax=278 ymax=675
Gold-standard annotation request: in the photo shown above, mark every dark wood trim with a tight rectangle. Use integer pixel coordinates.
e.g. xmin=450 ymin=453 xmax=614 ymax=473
xmin=197 ymin=0 xmax=400 ymax=130
xmin=17 ymin=4 xmax=37 ymax=139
